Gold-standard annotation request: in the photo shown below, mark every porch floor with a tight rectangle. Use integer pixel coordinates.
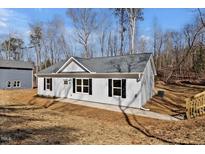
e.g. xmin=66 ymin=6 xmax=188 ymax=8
xmin=55 ymin=98 xmax=178 ymax=121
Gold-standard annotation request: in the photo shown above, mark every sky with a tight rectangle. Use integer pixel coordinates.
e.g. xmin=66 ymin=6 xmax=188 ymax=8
xmin=0 ymin=8 xmax=197 ymax=45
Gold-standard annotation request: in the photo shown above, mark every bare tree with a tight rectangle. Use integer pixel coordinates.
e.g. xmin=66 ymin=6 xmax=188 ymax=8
xmin=153 ymin=18 xmax=163 ymax=70
xmin=67 ymin=8 xmax=98 ymax=58
xmin=29 ymin=22 xmax=43 ymax=73
xmin=40 ymin=16 xmax=71 ymax=66
xmin=126 ymin=8 xmax=143 ymax=54
xmin=97 ymin=12 xmax=111 ymax=57
xmin=1 ymin=35 xmax=24 ymax=60
xmin=99 ymin=30 xmax=106 ymax=56
xmin=165 ymin=18 xmax=205 ymax=82
xmin=114 ymin=9 xmax=128 ymax=55
xmin=138 ymin=36 xmax=148 ymax=53
xmin=107 ymin=32 xmax=113 ymax=56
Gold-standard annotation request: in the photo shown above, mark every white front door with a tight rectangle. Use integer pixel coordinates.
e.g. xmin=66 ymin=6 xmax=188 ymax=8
xmin=63 ymin=79 xmax=72 ymax=98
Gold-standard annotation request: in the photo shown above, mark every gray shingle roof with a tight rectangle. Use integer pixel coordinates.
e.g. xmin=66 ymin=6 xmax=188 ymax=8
xmin=0 ymin=60 xmax=33 ymax=69
xmin=37 ymin=60 xmax=66 ymax=74
xmin=38 ymin=53 xmax=152 ymax=75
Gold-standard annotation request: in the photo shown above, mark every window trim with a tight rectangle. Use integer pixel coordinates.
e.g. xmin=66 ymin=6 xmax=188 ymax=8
xmin=45 ymin=78 xmax=52 ymax=91
xmin=76 ymin=79 xmax=82 ymax=93
xmin=112 ymin=79 xmax=122 ymax=97
xmin=7 ymin=81 xmax=12 ymax=88
xmin=75 ymin=78 xmax=89 ymax=94
xmin=16 ymin=80 xmax=21 ymax=88
xmin=13 ymin=81 xmax=17 ymax=88
xmin=46 ymin=78 xmax=51 ymax=90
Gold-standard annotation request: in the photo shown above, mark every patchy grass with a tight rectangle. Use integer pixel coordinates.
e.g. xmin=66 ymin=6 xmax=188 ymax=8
xmin=1 ymin=86 xmax=205 ymax=144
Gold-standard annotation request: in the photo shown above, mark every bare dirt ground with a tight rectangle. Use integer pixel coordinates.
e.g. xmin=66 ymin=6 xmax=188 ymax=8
xmin=145 ymin=81 xmax=204 ymax=116
xmin=1 ymin=84 xmax=205 ymax=145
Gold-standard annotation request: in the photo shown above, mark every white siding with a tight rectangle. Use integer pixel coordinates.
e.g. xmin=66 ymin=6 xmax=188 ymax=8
xmin=38 ymin=58 xmax=155 ymax=108
xmin=38 ymin=77 xmax=143 ymax=108
xmin=140 ymin=58 xmax=155 ymax=106
xmin=62 ymin=61 xmax=85 ymax=73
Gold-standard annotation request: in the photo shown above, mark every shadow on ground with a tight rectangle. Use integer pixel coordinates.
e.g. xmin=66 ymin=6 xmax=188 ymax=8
xmin=0 ymin=126 xmax=78 ymax=145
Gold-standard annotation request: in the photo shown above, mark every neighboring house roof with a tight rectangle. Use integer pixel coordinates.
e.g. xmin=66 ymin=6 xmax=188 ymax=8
xmin=0 ymin=60 xmax=33 ymax=69
xmin=38 ymin=53 xmax=153 ymax=75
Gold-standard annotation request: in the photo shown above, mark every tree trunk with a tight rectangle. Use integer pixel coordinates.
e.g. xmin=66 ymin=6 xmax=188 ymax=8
xmin=120 ymin=10 xmax=125 ymax=56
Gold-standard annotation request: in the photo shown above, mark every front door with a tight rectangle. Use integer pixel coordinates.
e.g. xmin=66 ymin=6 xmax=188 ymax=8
xmin=63 ymin=79 xmax=71 ymax=98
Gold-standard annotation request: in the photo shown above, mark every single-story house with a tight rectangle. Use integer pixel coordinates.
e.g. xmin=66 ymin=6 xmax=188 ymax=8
xmin=0 ymin=60 xmax=33 ymax=89
xmin=37 ymin=53 xmax=156 ymax=108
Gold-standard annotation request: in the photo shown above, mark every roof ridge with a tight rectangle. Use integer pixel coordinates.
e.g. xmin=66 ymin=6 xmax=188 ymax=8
xmin=73 ymin=52 xmax=152 ymax=60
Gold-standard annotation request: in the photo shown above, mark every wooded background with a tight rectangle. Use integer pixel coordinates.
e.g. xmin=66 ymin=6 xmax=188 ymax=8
xmin=0 ymin=8 xmax=205 ymax=83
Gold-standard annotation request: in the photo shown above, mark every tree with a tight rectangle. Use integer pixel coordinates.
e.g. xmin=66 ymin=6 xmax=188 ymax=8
xmin=126 ymin=8 xmax=143 ymax=54
xmin=138 ymin=36 xmax=148 ymax=53
xmin=67 ymin=8 xmax=98 ymax=58
xmin=99 ymin=30 xmax=106 ymax=56
xmin=165 ymin=17 xmax=205 ymax=82
xmin=192 ymin=44 xmax=205 ymax=74
xmin=97 ymin=11 xmax=111 ymax=57
xmin=1 ymin=36 xmax=24 ymax=60
xmin=153 ymin=18 xmax=163 ymax=70
xmin=114 ymin=9 xmax=128 ymax=55
xmin=45 ymin=16 xmax=70 ymax=64
xmin=29 ymin=23 xmax=43 ymax=73
xmin=107 ymin=32 xmax=114 ymax=56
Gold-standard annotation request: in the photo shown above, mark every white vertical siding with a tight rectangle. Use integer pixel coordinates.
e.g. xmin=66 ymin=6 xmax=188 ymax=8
xmin=38 ymin=77 xmax=143 ymax=108
xmin=37 ymin=58 xmax=155 ymax=108
xmin=140 ymin=58 xmax=155 ymax=106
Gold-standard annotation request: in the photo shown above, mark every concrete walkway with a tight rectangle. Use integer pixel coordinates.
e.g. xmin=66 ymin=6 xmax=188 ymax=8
xmin=55 ymin=98 xmax=179 ymax=121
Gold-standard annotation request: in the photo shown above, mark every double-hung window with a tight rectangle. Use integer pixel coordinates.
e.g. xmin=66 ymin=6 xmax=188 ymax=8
xmin=13 ymin=81 xmax=17 ymax=87
xmin=46 ymin=78 xmax=51 ymax=90
xmin=7 ymin=81 xmax=11 ymax=88
xmin=16 ymin=81 xmax=21 ymax=87
xmin=44 ymin=78 xmax=52 ymax=91
xmin=76 ymin=79 xmax=82 ymax=92
xmin=108 ymin=79 xmax=126 ymax=98
xmin=76 ymin=79 xmax=89 ymax=94
xmin=83 ymin=79 xmax=89 ymax=93
xmin=113 ymin=80 xmax=122 ymax=96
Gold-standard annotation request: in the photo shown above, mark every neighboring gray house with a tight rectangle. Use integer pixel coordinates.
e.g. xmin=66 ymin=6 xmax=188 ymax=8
xmin=37 ymin=53 xmax=156 ymax=108
xmin=0 ymin=60 xmax=33 ymax=89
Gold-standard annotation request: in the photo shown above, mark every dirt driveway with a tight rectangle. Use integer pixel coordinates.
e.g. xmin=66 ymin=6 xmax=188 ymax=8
xmin=1 ymin=88 xmax=205 ymax=144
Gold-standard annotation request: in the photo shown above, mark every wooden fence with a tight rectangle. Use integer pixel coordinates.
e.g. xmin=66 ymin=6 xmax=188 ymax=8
xmin=186 ymin=91 xmax=205 ymax=119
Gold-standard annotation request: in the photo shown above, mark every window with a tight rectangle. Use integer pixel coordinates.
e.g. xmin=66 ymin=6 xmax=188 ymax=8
xmin=113 ymin=80 xmax=122 ymax=96
xmin=7 ymin=81 xmax=11 ymax=88
xmin=46 ymin=78 xmax=51 ymax=90
xmin=76 ymin=79 xmax=89 ymax=93
xmin=108 ymin=79 xmax=126 ymax=98
xmin=13 ymin=81 xmax=17 ymax=87
xmin=83 ymin=79 xmax=89 ymax=93
xmin=16 ymin=81 xmax=21 ymax=87
xmin=44 ymin=78 xmax=52 ymax=90
xmin=76 ymin=79 xmax=82 ymax=92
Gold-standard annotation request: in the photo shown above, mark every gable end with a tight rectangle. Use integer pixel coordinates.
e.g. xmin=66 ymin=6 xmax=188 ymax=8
xmin=56 ymin=57 xmax=92 ymax=73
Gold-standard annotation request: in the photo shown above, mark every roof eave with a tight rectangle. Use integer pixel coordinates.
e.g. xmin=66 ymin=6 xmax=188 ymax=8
xmin=37 ymin=72 xmax=143 ymax=79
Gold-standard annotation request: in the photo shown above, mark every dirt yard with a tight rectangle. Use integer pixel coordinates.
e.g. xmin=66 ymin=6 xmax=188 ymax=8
xmin=145 ymin=81 xmax=204 ymax=116
xmin=1 ymin=83 xmax=205 ymax=144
